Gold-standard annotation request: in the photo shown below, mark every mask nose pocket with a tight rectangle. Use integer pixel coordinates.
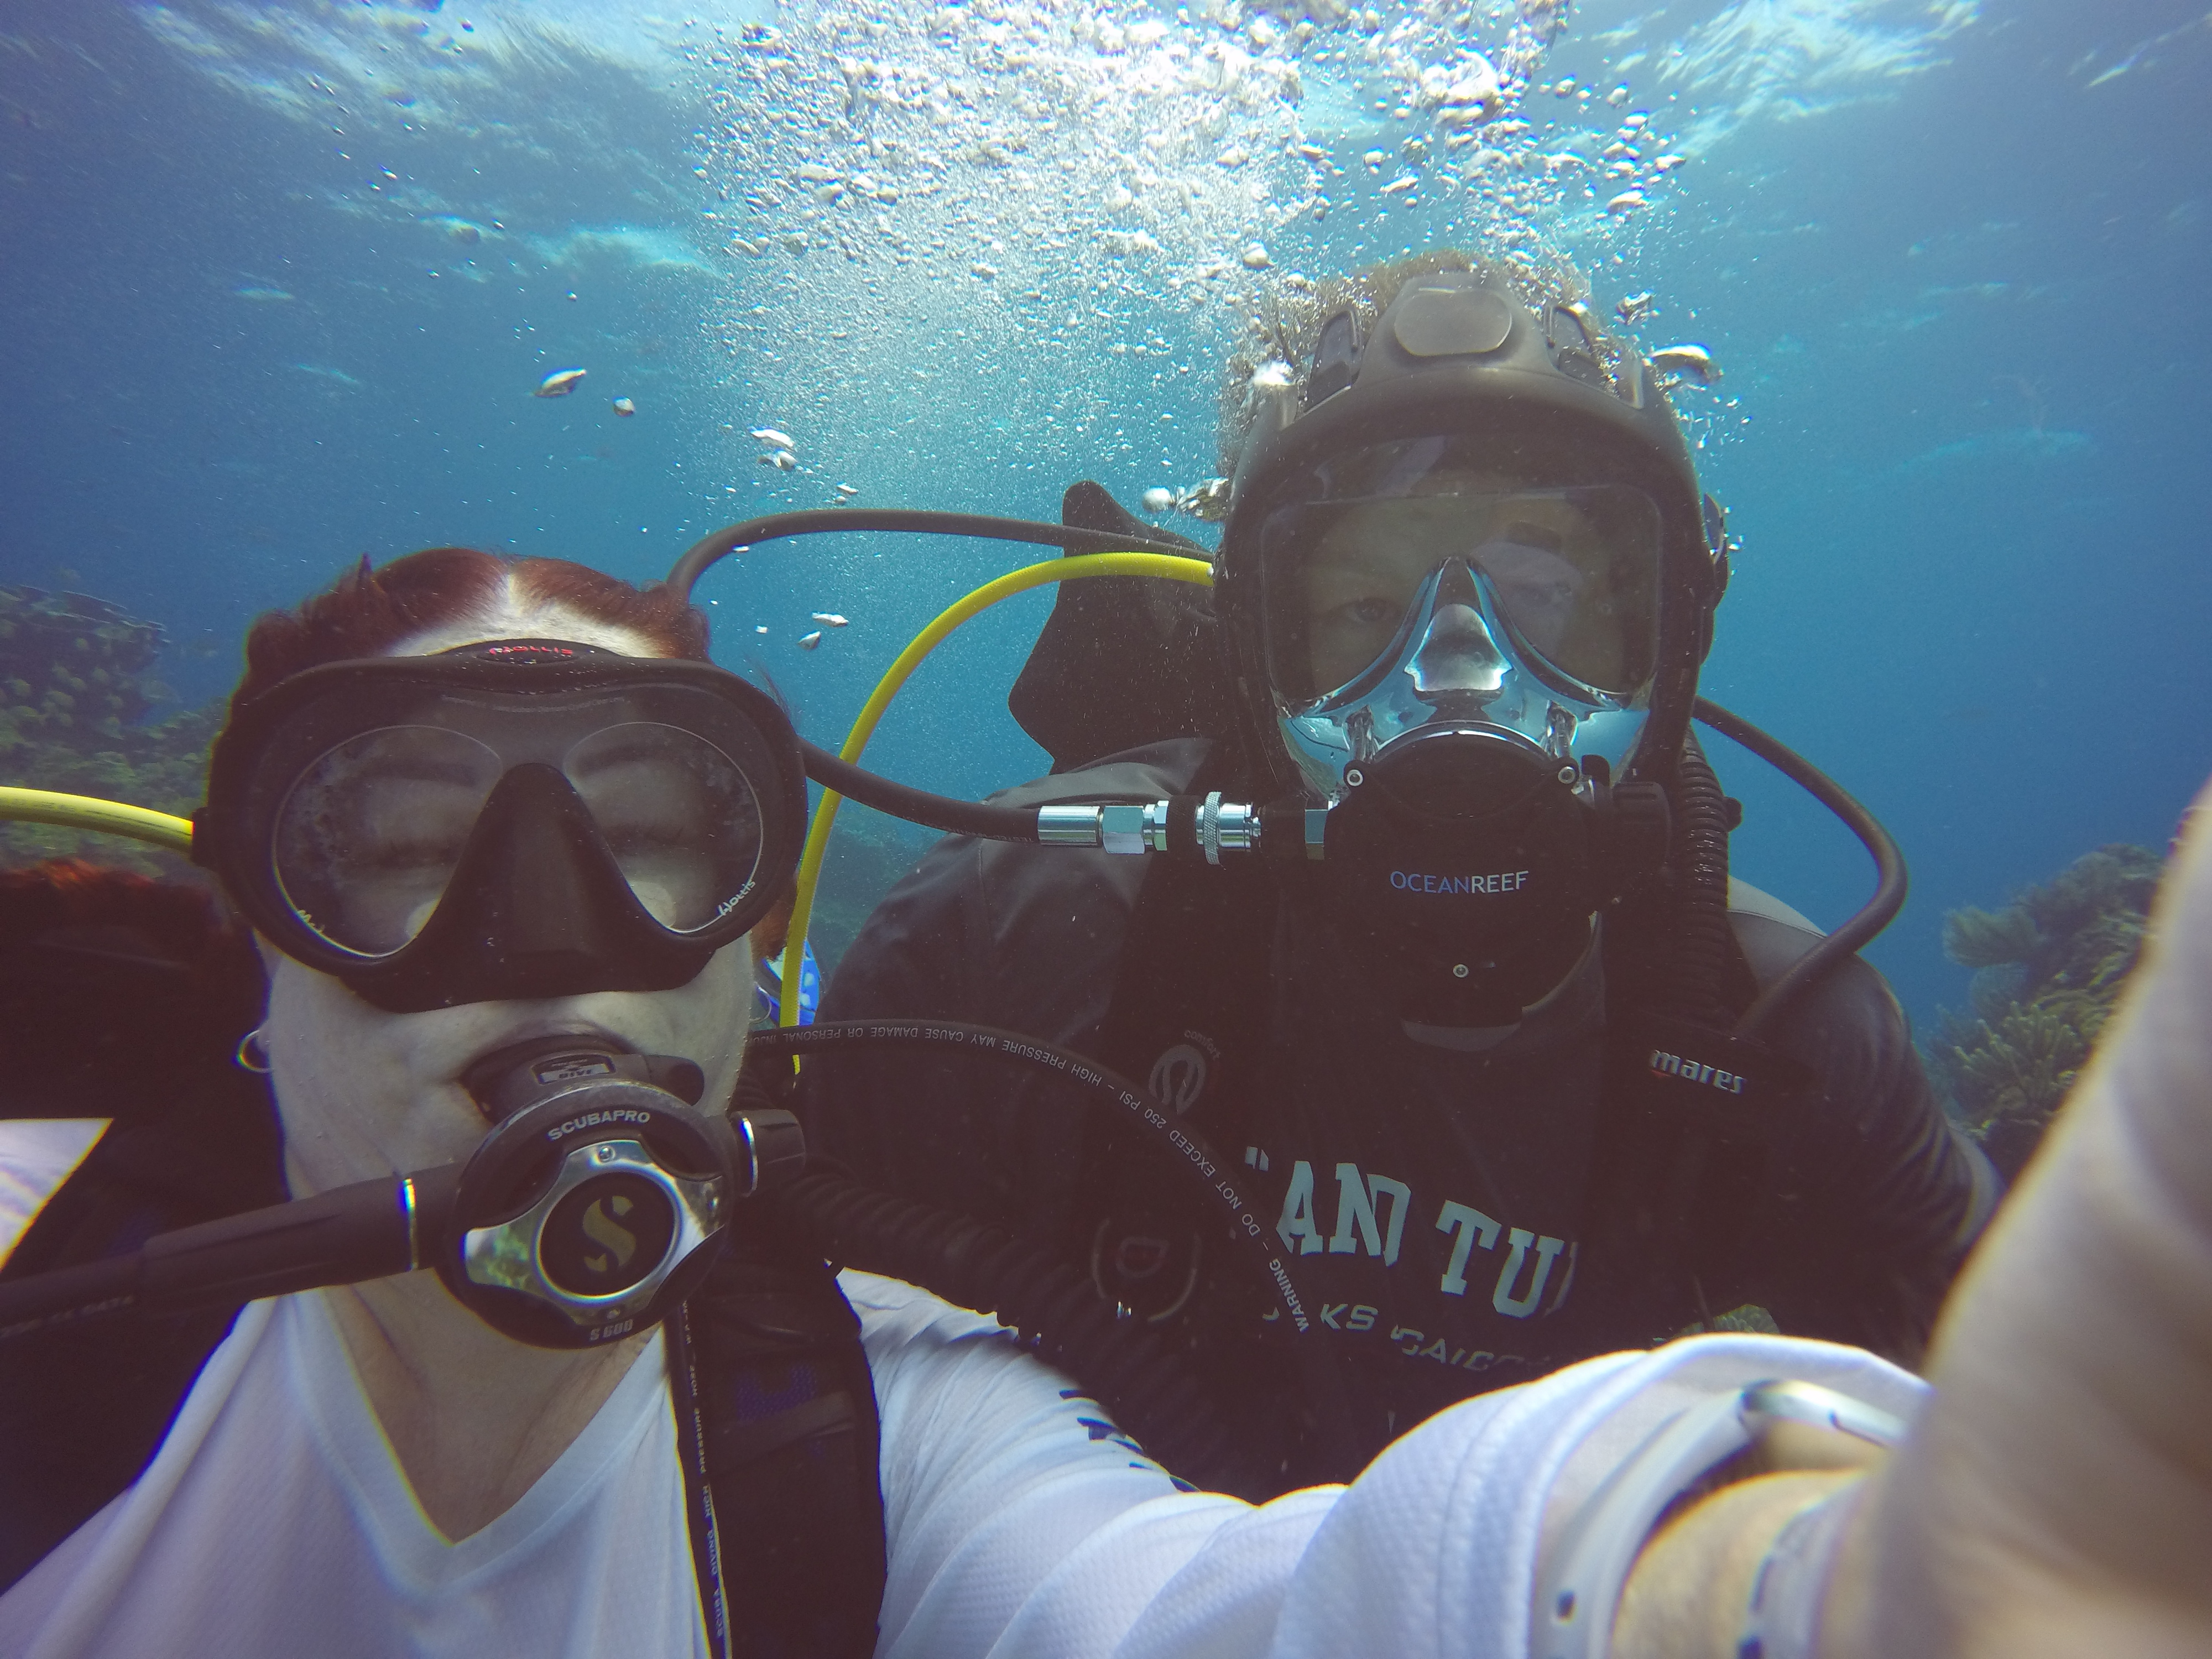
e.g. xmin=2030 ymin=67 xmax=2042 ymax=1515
xmin=1408 ymin=561 xmax=1507 ymax=711
xmin=351 ymin=760 xmax=717 ymax=1010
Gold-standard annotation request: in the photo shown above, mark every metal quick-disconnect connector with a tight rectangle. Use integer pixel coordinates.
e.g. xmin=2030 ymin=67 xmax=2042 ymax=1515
xmin=1199 ymin=791 xmax=1262 ymax=864
xmin=1036 ymin=799 xmax=1269 ymax=858
xmin=1034 ymin=801 xmax=1173 ymax=854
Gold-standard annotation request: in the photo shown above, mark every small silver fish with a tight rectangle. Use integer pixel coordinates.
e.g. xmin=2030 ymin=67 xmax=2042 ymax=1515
xmin=611 ymin=397 xmax=636 ymax=416
xmin=797 ymin=630 xmax=823 ymax=651
xmin=1651 ymin=343 xmax=1719 ymax=384
xmin=750 ymin=427 xmax=795 ymax=449
xmin=755 ymin=625 xmax=770 ymax=635
xmin=810 ymin=612 xmax=849 ymax=627
xmin=760 ymin=449 xmax=796 ymax=471
xmin=535 ymin=368 xmax=587 ymax=397
xmin=835 ymin=482 xmax=859 ymax=497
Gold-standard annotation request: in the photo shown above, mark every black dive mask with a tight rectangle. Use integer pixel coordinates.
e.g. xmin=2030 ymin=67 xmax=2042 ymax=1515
xmin=198 ymin=641 xmax=807 ymax=1012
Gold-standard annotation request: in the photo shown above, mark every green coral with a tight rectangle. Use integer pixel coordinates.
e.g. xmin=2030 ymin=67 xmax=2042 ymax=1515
xmin=1926 ymin=843 xmax=2164 ymax=1176
xmin=1941 ymin=904 xmax=2042 ymax=969
xmin=0 ymin=584 xmax=222 ymax=881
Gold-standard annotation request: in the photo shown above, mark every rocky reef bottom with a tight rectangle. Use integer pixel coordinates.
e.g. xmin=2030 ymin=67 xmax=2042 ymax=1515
xmin=1 ymin=583 xmax=217 ymax=881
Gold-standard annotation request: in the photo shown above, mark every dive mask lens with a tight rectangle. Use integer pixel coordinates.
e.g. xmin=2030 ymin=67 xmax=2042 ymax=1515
xmin=562 ymin=721 xmax=764 ymax=934
xmin=274 ymin=725 xmax=500 ymax=957
xmin=273 ymin=717 xmax=766 ymax=959
xmin=1259 ymin=482 xmax=1663 ymax=705
xmin=205 ymin=642 xmax=807 ymax=1010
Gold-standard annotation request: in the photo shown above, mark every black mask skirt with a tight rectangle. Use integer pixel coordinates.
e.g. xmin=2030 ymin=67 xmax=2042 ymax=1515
xmin=196 ymin=640 xmax=807 ymax=1011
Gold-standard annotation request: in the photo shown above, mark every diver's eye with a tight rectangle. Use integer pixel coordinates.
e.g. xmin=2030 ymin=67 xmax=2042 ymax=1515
xmin=1496 ymin=520 xmax=1568 ymax=554
xmin=1338 ymin=597 xmax=1399 ymax=627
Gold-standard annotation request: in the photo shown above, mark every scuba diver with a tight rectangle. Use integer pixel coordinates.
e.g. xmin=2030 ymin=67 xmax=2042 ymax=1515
xmin=800 ymin=255 xmax=2002 ymax=1493
xmin=4 ymin=549 xmax=2212 ymax=1658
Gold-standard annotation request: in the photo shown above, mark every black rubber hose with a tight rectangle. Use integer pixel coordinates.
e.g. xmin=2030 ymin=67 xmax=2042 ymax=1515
xmin=0 ymin=1166 xmax=460 ymax=1342
xmin=764 ymin=1168 xmax=1262 ymax=1493
xmin=749 ymin=1022 xmax=1302 ymax=1325
xmin=665 ymin=509 xmax=1202 ymax=604
xmin=798 ymin=740 xmax=1040 ymax=842
xmin=750 ymin=1020 xmax=1359 ymax=1484
xmin=1662 ymin=733 xmax=1736 ymax=1030
xmin=1692 ymin=698 xmax=1910 ymax=1041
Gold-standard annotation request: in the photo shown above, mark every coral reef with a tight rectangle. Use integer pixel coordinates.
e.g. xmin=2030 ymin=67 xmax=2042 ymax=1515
xmin=1926 ymin=843 xmax=2164 ymax=1177
xmin=0 ymin=585 xmax=220 ymax=881
xmin=0 ymin=585 xmax=168 ymax=737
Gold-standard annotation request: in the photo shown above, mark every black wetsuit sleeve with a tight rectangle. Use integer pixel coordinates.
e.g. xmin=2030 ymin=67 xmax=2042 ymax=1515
xmin=1727 ymin=914 xmax=2001 ymax=1363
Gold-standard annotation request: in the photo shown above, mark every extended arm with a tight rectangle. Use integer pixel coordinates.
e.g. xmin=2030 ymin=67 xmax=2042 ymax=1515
xmin=865 ymin=778 xmax=2212 ymax=1658
xmin=1629 ymin=786 xmax=2212 ymax=1659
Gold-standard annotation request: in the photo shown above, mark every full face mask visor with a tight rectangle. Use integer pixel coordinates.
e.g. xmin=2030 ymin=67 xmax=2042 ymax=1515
xmin=1258 ymin=475 xmax=1663 ymax=705
xmin=200 ymin=641 xmax=806 ymax=1011
xmin=1249 ymin=439 xmax=1666 ymax=799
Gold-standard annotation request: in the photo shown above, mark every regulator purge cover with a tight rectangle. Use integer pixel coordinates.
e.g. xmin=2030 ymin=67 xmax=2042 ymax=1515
xmin=1323 ymin=730 xmax=1597 ymax=1027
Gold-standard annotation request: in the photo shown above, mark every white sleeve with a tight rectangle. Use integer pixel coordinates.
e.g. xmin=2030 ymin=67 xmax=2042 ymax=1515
xmin=846 ymin=1271 xmax=1927 ymax=1659
xmin=0 ymin=1119 xmax=108 ymax=1265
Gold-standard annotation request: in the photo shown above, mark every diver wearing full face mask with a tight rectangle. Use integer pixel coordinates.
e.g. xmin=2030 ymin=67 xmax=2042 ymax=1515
xmin=802 ymin=257 xmax=2002 ymax=1494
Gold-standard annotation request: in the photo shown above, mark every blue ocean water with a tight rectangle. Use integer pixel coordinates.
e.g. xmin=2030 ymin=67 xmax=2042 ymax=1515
xmin=2 ymin=0 xmax=2207 ymax=1037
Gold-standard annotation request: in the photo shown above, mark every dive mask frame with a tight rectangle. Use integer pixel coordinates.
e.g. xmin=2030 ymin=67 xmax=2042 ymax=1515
xmin=197 ymin=641 xmax=807 ymax=1013
xmin=1270 ymin=548 xmax=1655 ymax=806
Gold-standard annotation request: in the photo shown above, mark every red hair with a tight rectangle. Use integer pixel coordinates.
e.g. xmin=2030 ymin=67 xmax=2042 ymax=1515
xmin=232 ymin=548 xmax=709 ymax=712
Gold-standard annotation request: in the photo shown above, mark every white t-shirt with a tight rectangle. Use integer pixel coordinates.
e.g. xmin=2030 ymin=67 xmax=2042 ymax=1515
xmin=0 ymin=1261 xmax=1926 ymax=1659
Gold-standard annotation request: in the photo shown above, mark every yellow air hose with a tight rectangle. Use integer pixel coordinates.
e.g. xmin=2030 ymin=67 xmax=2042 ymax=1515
xmin=0 ymin=787 xmax=195 ymax=853
xmin=778 ymin=549 xmax=1215 ymax=1025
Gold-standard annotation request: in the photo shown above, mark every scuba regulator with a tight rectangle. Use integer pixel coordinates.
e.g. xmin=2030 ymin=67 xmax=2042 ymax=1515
xmin=0 ymin=1036 xmax=802 ymax=1351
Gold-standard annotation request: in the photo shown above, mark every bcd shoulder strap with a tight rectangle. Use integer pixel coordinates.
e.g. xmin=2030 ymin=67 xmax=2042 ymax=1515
xmin=670 ymin=1222 xmax=886 ymax=1659
xmin=1585 ymin=766 xmax=1790 ymax=1332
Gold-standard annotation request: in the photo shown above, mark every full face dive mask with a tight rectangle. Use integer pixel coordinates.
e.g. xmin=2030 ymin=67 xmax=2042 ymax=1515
xmin=1216 ymin=270 xmax=1721 ymax=1031
xmin=1253 ymin=463 xmax=1671 ymax=1030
